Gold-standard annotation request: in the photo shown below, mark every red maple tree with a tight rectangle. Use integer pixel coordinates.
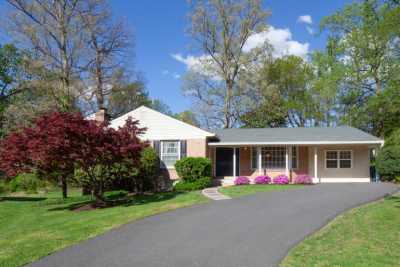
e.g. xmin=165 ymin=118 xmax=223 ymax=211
xmin=0 ymin=112 xmax=146 ymax=201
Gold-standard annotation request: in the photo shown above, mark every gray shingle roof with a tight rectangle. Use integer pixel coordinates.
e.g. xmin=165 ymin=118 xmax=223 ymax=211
xmin=209 ymin=126 xmax=382 ymax=145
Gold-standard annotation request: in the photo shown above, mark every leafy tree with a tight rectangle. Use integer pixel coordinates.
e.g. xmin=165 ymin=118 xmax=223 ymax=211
xmin=366 ymin=81 xmax=400 ymax=138
xmin=0 ymin=112 xmax=87 ymax=197
xmin=150 ymin=99 xmax=173 ymax=116
xmin=78 ymin=0 xmax=132 ymax=111
xmin=376 ymin=129 xmax=400 ymax=182
xmin=174 ymin=111 xmax=200 ymax=127
xmin=320 ymin=0 xmax=400 ymax=135
xmin=74 ymin=117 xmax=146 ymax=204
xmin=6 ymin=0 xmax=86 ymax=111
xmin=184 ymin=0 xmax=270 ymax=128
xmin=108 ymin=79 xmax=151 ymax=118
xmin=240 ymin=56 xmax=317 ymax=127
xmin=0 ymin=44 xmax=28 ymax=136
xmin=0 ymin=111 xmax=146 ymax=201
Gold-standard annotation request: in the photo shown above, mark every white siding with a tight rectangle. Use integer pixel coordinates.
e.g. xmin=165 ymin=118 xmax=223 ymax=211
xmin=110 ymin=106 xmax=214 ymax=140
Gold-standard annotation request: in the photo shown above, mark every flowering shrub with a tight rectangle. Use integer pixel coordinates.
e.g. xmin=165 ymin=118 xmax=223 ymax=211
xmin=294 ymin=174 xmax=313 ymax=184
xmin=254 ymin=175 xmax=271 ymax=184
xmin=273 ymin=174 xmax=289 ymax=184
xmin=234 ymin=176 xmax=250 ymax=185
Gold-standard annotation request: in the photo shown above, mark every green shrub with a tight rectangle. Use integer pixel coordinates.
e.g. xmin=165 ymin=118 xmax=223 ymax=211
xmin=140 ymin=147 xmax=160 ymax=191
xmin=9 ymin=173 xmax=41 ymax=193
xmin=376 ymin=130 xmax=400 ymax=182
xmin=104 ymin=190 xmax=129 ymax=200
xmin=175 ymin=157 xmax=211 ymax=182
xmin=0 ymin=180 xmax=9 ymax=194
xmin=173 ymin=176 xmax=212 ymax=191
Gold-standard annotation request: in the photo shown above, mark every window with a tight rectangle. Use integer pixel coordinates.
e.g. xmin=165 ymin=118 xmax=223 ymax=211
xmin=251 ymin=147 xmax=258 ymax=169
xmin=339 ymin=151 xmax=352 ymax=168
xmin=291 ymin=146 xmax=298 ymax=169
xmin=262 ymin=146 xmax=286 ymax=169
xmin=160 ymin=141 xmax=180 ymax=168
xmin=325 ymin=150 xmax=352 ymax=169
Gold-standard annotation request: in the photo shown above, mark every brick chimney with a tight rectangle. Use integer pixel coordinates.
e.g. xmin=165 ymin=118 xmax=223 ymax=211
xmin=94 ymin=107 xmax=109 ymax=125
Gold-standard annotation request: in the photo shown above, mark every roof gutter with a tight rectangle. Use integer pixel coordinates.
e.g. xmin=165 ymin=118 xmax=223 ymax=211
xmin=208 ymin=140 xmax=384 ymax=146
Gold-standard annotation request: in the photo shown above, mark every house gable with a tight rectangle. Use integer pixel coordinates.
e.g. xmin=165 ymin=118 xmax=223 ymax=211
xmin=110 ymin=106 xmax=214 ymax=140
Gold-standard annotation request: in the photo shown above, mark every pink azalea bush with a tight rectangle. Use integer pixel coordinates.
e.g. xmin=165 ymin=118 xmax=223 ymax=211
xmin=294 ymin=174 xmax=313 ymax=184
xmin=234 ymin=176 xmax=250 ymax=185
xmin=273 ymin=174 xmax=289 ymax=184
xmin=254 ymin=175 xmax=271 ymax=184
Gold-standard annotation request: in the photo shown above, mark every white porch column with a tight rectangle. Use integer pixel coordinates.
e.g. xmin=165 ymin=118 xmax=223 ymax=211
xmin=314 ymin=147 xmax=319 ymax=183
xmin=258 ymin=147 xmax=262 ymax=174
xmin=285 ymin=146 xmax=289 ymax=176
xmin=288 ymin=146 xmax=292 ymax=176
xmin=233 ymin=148 xmax=236 ymax=177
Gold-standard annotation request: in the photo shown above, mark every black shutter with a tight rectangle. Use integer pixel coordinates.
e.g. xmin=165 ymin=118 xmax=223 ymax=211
xmin=153 ymin=140 xmax=161 ymax=156
xmin=180 ymin=140 xmax=187 ymax=159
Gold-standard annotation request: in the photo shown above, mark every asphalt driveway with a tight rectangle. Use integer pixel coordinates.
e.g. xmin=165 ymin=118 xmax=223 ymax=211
xmin=29 ymin=183 xmax=398 ymax=267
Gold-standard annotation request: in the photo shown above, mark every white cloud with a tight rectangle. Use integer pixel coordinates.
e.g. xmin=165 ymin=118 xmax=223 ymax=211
xmin=172 ymin=26 xmax=309 ymax=75
xmin=171 ymin=53 xmax=219 ymax=78
xmin=298 ymin=15 xmax=313 ymax=24
xmin=243 ymin=26 xmax=309 ymax=58
xmin=306 ymin=26 xmax=314 ymax=35
xmin=161 ymin=69 xmax=181 ymax=79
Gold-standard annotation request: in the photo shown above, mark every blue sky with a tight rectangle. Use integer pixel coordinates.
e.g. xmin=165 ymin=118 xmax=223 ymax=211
xmin=0 ymin=0 xmax=354 ymax=113
xmin=110 ymin=0 xmax=354 ymax=113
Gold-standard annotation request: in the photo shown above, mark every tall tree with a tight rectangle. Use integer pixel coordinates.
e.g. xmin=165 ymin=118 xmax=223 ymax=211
xmin=240 ymin=56 xmax=317 ymax=128
xmin=78 ymin=0 xmax=132 ymax=111
xmin=184 ymin=0 xmax=270 ymax=128
xmin=6 ymin=0 xmax=85 ymax=111
xmin=0 ymin=44 xmax=27 ymax=136
xmin=174 ymin=110 xmax=200 ymax=127
xmin=108 ymin=79 xmax=151 ymax=118
xmin=320 ymin=0 xmax=400 ymax=135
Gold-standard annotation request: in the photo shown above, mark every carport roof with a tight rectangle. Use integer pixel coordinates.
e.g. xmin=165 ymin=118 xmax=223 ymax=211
xmin=209 ymin=126 xmax=383 ymax=146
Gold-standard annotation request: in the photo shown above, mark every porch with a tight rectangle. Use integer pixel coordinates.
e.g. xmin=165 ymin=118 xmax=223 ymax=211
xmin=208 ymin=144 xmax=373 ymax=185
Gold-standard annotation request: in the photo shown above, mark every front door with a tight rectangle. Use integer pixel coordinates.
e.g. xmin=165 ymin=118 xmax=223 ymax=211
xmin=216 ymin=148 xmax=240 ymax=177
xmin=216 ymin=148 xmax=233 ymax=177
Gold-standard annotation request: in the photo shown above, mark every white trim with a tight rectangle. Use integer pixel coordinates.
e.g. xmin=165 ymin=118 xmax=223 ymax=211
xmin=258 ymin=147 xmax=262 ymax=175
xmin=314 ymin=147 xmax=318 ymax=183
xmin=208 ymin=140 xmax=383 ymax=146
xmin=318 ymin=178 xmax=370 ymax=183
xmin=250 ymin=147 xmax=257 ymax=170
xmin=111 ymin=106 xmax=215 ymax=139
xmin=325 ymin=150 xmax=353 ymax=169
xmin=160 ymin=140 xmax=181 ymax=169
xmin=233 ymin=148 xmax=237 ymax=177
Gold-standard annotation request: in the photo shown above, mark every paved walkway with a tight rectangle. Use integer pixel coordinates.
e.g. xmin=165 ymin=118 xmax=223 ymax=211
xmin=30 ymin=183 xmax=398 ymax=267
xmin=202 ymin=187 xmax=231 ymax=200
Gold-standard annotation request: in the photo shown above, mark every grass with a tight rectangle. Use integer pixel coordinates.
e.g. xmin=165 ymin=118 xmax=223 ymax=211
xmin=219 ymin=184 xmax=304 ymax=198
xmin=0 ymin=188 xmax=208 ymax=267
xmin=280 ymin=194 xmax=400 ymax=267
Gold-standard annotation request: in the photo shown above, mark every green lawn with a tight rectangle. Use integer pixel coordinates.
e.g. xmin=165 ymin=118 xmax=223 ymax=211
xmin=219 ymin=184 xmax=304 ymax=198
xmin=280 ymin=194 xmax=400 ymax=267
xmin=0 ymin=189 xmax=208 ymax=267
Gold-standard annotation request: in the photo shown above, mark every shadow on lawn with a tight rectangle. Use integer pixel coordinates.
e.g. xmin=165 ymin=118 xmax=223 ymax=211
xmin=47 ymin=191 xmax=185 ymax=212
xmin=0 ymin=196 xmax=47 ymax=202
xmin=385 ymin=195 xmax=400 ymax=208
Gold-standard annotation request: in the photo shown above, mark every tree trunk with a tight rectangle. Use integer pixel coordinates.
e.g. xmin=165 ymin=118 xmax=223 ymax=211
xmin=61 ymin=178 xmax=68 ymax=198
xmin=224 ymin=79 xmax=233 ymax=128
xmin=93 ymin=180 xmax=106 ymax=207
xmin=94 ymin=192 xmax=107 ymax=207
xmin=82 ymin=186 xmax=91 ymax=195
